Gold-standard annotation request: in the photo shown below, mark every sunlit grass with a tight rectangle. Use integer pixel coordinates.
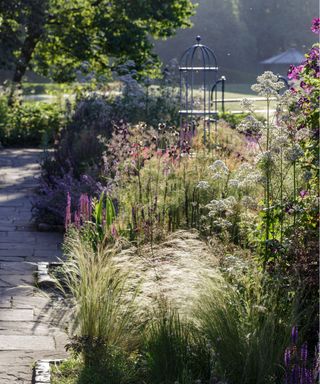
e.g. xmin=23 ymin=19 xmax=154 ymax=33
xmin=60 ymin=231 xmax=140 ymax=365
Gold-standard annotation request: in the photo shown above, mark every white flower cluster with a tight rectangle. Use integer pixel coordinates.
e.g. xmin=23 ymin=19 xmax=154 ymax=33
xmin=276 ymin=134 xmax=289 ymax=146
xmin=228 ymin=179 xmax=239 ymax=188
xmin=211 ymin=218 xmax=233 ymax=229
xmin=229 ymin=163 xmax=262 ymax=191
xmin=208 ymin=160 xmax=229 ymax=180
xmin=196 ymin=180 xmax=210 ymax=190
xmin=222 ymin=255 xmax=250 ymax=275
xmin=251 ymin=71 xmax=284 ymax=97
xmin=238 ymin=115 xmax=265 ymax=135
xmin=206 ymin=196 xmax=237 ymax=216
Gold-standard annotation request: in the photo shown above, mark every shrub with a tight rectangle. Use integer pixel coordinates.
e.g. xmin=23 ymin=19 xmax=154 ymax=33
xmin=113 ymin=61 xmax=180 ymax=127
xmin=0 ymin=99 xmax=65 ymax=147
xmin=54 ymin=97 xmax=114 ymax=177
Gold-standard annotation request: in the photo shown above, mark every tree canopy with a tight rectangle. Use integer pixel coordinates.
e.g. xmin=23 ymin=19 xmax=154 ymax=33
xmin=0 ymin=0 xmax=194 ymax=84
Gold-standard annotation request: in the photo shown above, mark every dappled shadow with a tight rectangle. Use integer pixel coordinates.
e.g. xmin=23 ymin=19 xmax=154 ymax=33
xmin=0 ymin=148 xmax=68 ymax=368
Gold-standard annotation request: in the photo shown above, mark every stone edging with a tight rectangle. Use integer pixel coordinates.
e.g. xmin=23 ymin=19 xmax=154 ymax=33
xmin=34 ymin=359 xmax=64 ymax=384
xmin=36 ymin=261 xmax=63 ymax=288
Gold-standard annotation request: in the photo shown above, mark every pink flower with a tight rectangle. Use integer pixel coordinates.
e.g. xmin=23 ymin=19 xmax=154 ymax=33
xmin=311 ymin=17 xmax=320 ymax=34
xmin=111 ymin=225 xmax=118 ymax=238
xmin=65 ymin=192 xmax=71 ymax=229
xmin=79 ymin=194 xmax=90 ymax=221
xmin=288 ymin=65 xmax=304 ymax=80
xmin=74 ymin=211 xmax=80 ymax=228
xmin=299 ymin=190 xmax=309 ymax=198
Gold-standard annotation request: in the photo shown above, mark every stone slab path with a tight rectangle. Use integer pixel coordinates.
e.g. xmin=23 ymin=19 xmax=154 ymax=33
xmin=0 ymin=149 xmax=68 ymax=383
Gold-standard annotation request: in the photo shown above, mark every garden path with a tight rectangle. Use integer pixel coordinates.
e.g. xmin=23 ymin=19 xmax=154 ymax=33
xmin=0 ymin=148 xmax=68 ymax=383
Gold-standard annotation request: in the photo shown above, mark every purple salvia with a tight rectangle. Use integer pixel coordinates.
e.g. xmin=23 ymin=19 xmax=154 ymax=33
xmin=293 ymin=365 xmax=300 ymax=384
xmin=292 ymin=326 xmax=298 ymax=344
xmin=301 ymin=342 xmax=308 ymax=364
xmin=285 ymin=348 xmax=291 ymax=367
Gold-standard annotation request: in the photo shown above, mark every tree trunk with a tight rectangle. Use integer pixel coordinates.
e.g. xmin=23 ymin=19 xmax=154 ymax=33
xmin=8 ymin=2 xmax=46 ymax=106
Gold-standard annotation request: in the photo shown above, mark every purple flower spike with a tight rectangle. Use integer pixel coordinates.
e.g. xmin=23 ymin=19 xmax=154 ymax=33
xmin=65 ymin=192 xmax=71 ymax=228
xmin=74 ymin=211 xmax=80 ymax=228
xmin=292 ymin=326 xmax=298 ymax=344
xmin=88 ymin=197 xmax=92 ymax=220
xmin=79 ymin=194 xmax=90 ymax=222
xmin=285 ymin=348 xmax=291 ymax=367
xmin=301 ymin=342 xmax=308 ymax=363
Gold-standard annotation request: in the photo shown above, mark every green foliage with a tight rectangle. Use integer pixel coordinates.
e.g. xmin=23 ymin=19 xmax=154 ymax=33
xmin=52 ymin=353 xmax=141 ymax=384
xmin=85 ymin=192 xmax=116 ymax=246
xmin=195 ymin=267 xmax=297 ymax=384
xmin=143 ymin=303 xmax=211 ymax=383
xmin=0 ymin=98 xmax=65 ymax=146
xmin=93 ymin=193 xmax=115 ymax=229
xmin=0 ymin=0 xmax=195 ymax=85
xmin=219 ymin=112 xmax=249 ymax=129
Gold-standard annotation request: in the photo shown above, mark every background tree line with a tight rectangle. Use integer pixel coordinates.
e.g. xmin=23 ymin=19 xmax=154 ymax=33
xmin=155 ymin=0 xmax=317 ymax=82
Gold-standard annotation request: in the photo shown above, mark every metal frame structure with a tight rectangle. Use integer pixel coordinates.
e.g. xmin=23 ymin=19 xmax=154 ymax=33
xmin=179 ymin=36 xmax=225 ymax=144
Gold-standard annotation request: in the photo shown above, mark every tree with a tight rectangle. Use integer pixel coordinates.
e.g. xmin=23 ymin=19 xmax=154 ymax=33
xmin=0 ymin=0 xmax=194 ymax=88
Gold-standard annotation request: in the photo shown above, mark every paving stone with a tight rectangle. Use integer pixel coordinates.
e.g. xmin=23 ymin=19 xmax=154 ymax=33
xmin=0 ymin=309 xmax=34 ymax=321
xmin=0 ymin=243 xmax=36 ymax=251
xmin=0 ymin=335 xmax=55 ymax=350
xmin=0 ymin=274 xmax=34 ymax=287
xmin=0 ymin=321 xmax=50 ymax=335
xmin=0 ymin=261 xmax=36 ymax=274
xmin=0 ymin=256 xmax=27 ymax=262
xmin=0 ymin=286 xmax=34 ymax=298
